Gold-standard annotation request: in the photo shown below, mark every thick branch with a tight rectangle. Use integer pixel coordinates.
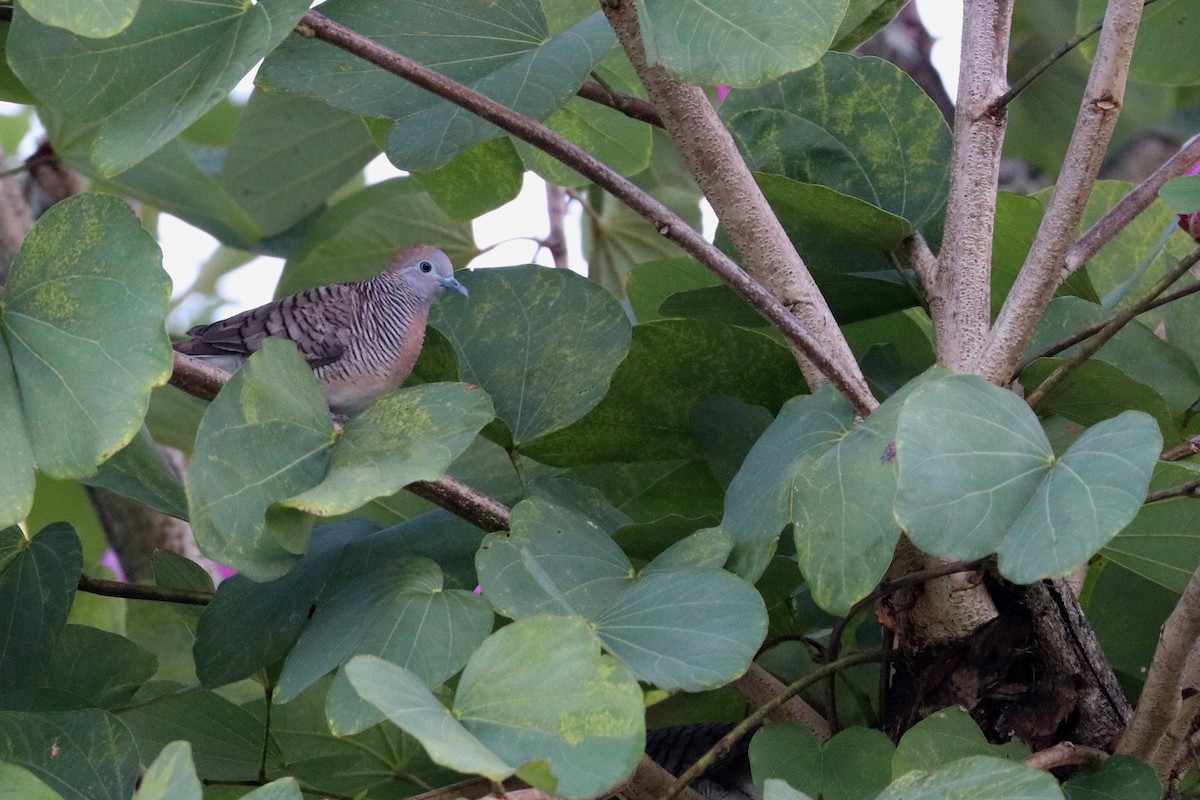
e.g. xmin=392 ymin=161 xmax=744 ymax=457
xmin=597 ymin=0 xmax=873 ymax=407
xmin=980 ymin=0 xmax=1147 ymax=383
xmin=1066 ymin=133 xmax=1200 ymax=274
xmin=296 ymin=12 xmax=876 ymax=415
xmin=170 ymin=351 xmax=512 ymax=532
xmin=931 ymin=0 xmax=1014 ymax=371
xmin=733 ymin=663 xmax=831 ymax=741
xmin=0 ymin=142 xmax=35 ymax=288
xmin=1118 ymin=557 xmax=1200 ymax=776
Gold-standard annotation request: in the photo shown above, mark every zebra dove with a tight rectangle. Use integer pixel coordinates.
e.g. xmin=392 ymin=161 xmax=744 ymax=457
xmin=174 ymin=245 xmax=467 ymax=414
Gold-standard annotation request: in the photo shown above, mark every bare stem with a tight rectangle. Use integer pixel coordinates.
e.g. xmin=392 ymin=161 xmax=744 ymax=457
xmin=576 ymin=81 xmax=663 ymax=128
xmin=1145 ymin=477 xmax=1200 ymax=504
xmin=295 ymin=11 xmax=875 ymax=415
xmin=1024 ymin=742 xmax=1108 ymax=771
xmin=598 ymin=0 xmax=874 ymax=406
xmin=981 ymin=0 xmax=1148 ymax=384
xmin=544 ymin=183 xmax=569 ymax=269
xmin=1025 ymin=247 xmax=1200 ymax=410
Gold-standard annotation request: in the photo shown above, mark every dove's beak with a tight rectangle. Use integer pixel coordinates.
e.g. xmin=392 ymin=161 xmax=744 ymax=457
xmin=441 ymin=274 xmax=469 ymax=297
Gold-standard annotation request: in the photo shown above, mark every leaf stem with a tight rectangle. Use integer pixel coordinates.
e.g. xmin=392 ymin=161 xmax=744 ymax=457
xmin=1145 ymin=477 xmax=1200 ymax=503
xmin=1025 ymin=246 xmax=1200 ymax=411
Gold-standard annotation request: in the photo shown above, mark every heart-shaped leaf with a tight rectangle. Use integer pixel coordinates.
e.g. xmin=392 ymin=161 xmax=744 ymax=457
xmin=895 ymin=374 xmax=1160 ymax=583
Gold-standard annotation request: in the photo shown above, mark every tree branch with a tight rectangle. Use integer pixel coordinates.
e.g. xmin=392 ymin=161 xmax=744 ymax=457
xmin=1025 ymin=247 xmax=1200 ymax=410
xmin=1066 ymin=133 xmax=1200 ymax=275
xmin=931 ymin=0 xmax=1014 ymax=371
xmin=1024 ymin=741 xmax=1108 ymax=771
xmin=1145 ymin=477 xmax=1200 ymax=504
xmin=597 ymin=0 xmax=874 ymax=407
xmin=0 ymin=142 xmax=35 ymax=289
xmin=77 ymin=574 xmax=212 ymax=605
xmin=732 ymin=663 xmax=831 ymax=742
xmin=980 ymin=0 xmax=1148 ymax=384
xmin=1118 ymin=554 xmax=1200 ymax=777
xmin=576 ymin=81 xmax=663 ymax=128
xmin=295 ymin=11 xmax=876 ymax=415
xmin=170 ymin=351 xmax=513 ymax=532
xmin=544 ymin=183 xmax=569 ymax=269
xmin=1161 ymin=436 xmax=1200 ymax=462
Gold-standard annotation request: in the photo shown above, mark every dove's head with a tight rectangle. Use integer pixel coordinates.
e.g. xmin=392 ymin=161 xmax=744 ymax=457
xmin=387 ymin=245 xmax=468 ymax=302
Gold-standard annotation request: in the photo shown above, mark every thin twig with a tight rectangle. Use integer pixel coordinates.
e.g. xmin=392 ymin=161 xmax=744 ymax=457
xmin=990 ymin=0 xmax=1162 ymax=113
xmin=1145 ymin=477 xmax=1200 ymax=504
xmin=981 ymin=0 xmax=1149 ymax=384
xmin=1024 ymin=741 xmax=1108 ymax=771
xmin=295 ymin=11 xmax=875 ymax=415
xmin=77 ymin=574 xmax=213 ymax=605
xmin=1066 ymin=133 xmax=1200 ymax=275
xmin=1015 ymin=263 xmax=1200 ymax=375
xmin=576 ymin=81 xmax=663 ymax=128
xmin=660 ymin=651 xmax=890 ymax=800
xmin=1162 ymin=437 xmax=1200 ymax=462
xmin=1025 ymin=247 xmax=1200 ymax=410
xmin=904 ymin=231 xmax=938 ymax=289
xmin=169 ymin=351 xmax=513 ymax=532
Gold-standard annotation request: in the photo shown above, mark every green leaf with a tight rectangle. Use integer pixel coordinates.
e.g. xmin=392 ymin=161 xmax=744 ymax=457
xmin=283 ymin=383 xmax=495 ymax=516
xmin=477 ymin=498 xmax=634 ymax=621
xmin=344 ymin=656 xmax=518 ymax=782
xmin=593 ymin=567 xmax=766 ymax=690
xmin=415 ymin=138 xmax=526 ymax=222
xmin=82 ymin=428 xmax=187 ymax=521
xmin=0 ymin=524 xmax=82 ymax=694
xmin=832 ymin=0 xmax=906 ymax=50
xmin=750 ymin=724 xmax=895 ymax=800
xmin=1062 ymin=755 xmax=1161 ymax=800
xmin=1020 ymin=359 xmax=1178 ymax=438
xmin=277 ymin=178 xmax=477 ymax=297
xmin=19 ymin=0 xmax=140 ymax=38
xmin=0 ymin=763 xmax=63 ymax=800
xmin=585 ymin=130 xmax=702 ymax=299
xmin=895 ymin=374 xmax=1161 ymax=584
xmin=386 ymin=13 xmax=616 ymax=170
xmin=1079 ymin=0 xmax=1200 ymax=86
xmin=764 ymin=779 xmax=816 ymax=800
xmin=0 ymin=344 xmax=34 ymax=527
xmin=46 ymin=625 xmax=157 ymax=709
xmin=2 ymin=194 xmax=171 ymax=478
xmin=0 ymin=709 xmax=139 ymax=800
xmin=431 ymin=266 xmax=632 ymax=446
xmin=276 ymin=557 xmax=493 ymax=702
xmin=185 ymin=339 xmax=336 ymax=580
xmin=193 ymin=520 xmax=373 ymax=687
xmin=642 ymin=527 xmax=734 ymax=573
xmin=238 ymin=779 xmax=304 ymax=799
xmin=151 ymin=550 xmax=213 ymax=631
xmin=525 ymin=320 xmax=801 ymax=466
xmin=1160 ymin=175 xmax=1200 ymax=214
xmin=456 ymin=615 xmax=643 ymax=797
xmin=119 ymin=689 xmax=280 ymax=781
xmin=219 ymin=89 xmax=378 ymax=239
xmin=9 ymin=0 xmax=312 ymax=174
xmin=43 ymin=115 xmax=262 ymax=248
xmin=878 ymin=755 xmax=1062 ymax=799
xmin=891 ymin=707 xmax=1028 ymax=777
xmin=273 ymin=675 xmax=455 ymax=796
xmin=721 ymin=52 xmax=951 ymax=227
xmin=519 ymin=96 xmax=653 ymax=188
xmin=1085 ymin=562 xmax=1178 ymax=685
xmin=349 ymin=615 xmax=645 ymax=798
xmin=722 ymin=380 xmax=903 ymax=596
xmin=1102 ymin=489 xmax=1200 ymax=593
xmin=133 ymin=741 xmax=201 ymax=800
xmin=638 ymin=0 xmax=848 ymax=88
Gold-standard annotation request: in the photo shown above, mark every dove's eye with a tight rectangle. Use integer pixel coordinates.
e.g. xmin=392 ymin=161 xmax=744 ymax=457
xmin=419 ymin=261 xmax=434 ymax=273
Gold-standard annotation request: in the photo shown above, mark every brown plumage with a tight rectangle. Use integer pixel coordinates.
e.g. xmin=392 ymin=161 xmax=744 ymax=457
xmin=174 ymin=245 xmax=467 ymax=414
